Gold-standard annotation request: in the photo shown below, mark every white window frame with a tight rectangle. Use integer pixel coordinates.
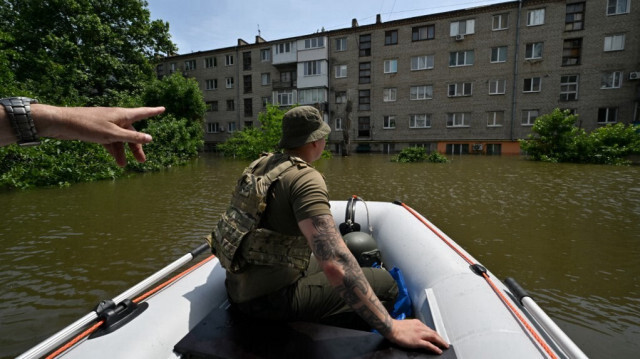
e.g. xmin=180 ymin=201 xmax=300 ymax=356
xmin=304 ymin=60 xmax=322 ymax=76
xmin=607 ymin=0 xmax=630 ymax=15
xmin=598 ymin=107 xmax=618 ymax=123
xmin=225 ymin=55 xmax=234 ymax=66
xmin=410 ymin=114 xmax=431 ymax=128
xmin=410 ymin=85 xmax=433 ymax=100
xmin=383 ymin=115 xmax=396 ymax=129
xmin=604 ymin=34 xmax=625 ymax=51
xmin=411 ymin=55 xmax=434 ymax=70
xmin=412 ymin=25 xmax=435 ymax=41
xmin=489 ymin=79 xmax=506 ymax=95
xmin=335 ymin=65 xmax=347 ymax=78
xmin=450 ymin=19 xmax=475 ymax=36
xmin=492 ymin=13 xmax=509 ymax=30
xmin=527 ymin=9 xmax=545 ymax=26
xmin=487 ymin=111 xmax=504 ymax=127
xmin=275 ymin=42 xmax=292 ymax=54
xmin=601 ymin=71 xmax=622 ymax=89
xmin=491 ymin=46 xmax=508 ymax=63
xmin=205 ymin=79 xmax=217 ymax=90
xmin=448 ymin=82 xmax=473 ymax=97
xmin=383 ymin=88 xmax=397 ymax=102
xmin=384 ymin=59 xmax=398 ymax=74
xmin=522 ymin=110 xmax=539 ymax=126
xmin=276 ymin=90 xmax=294 ymax=106
xmin=335 ymin=37 xmax=347 ymax=51
xmin=261 ymin=73 xmax=270 ymax=86
xmin=523 ymin=77 xmax=541 ymax=92
xmin=228 ymin=122 xmax=236 ymax=133
xmin=225 ymin=77 xmax=234 ymax=89
xmin=304 ymin=37 xmax=325 ymax=49
xmin=260 ymin=49 xmax=271 ymax=62
xmin=205 ymin=57 xmax=216 ymax=68
xmin=447 ymin=113 xmax=471 ymax=127
xmin=335 ymin=91 xmax=347 ymax=104
xmin=298 ymin=88 xmax=326 ymax=104
xmin=184 ymin=60 xmax=196 ymax=71
xmin=206 ymin=122 xmax=220 ymax=133
xmin=335 ymin=117 xmax=343 ymax=131
xmin=560 ymin=75 xmax=579 ymax=101
xmin=449 ymin=50 xmax=474 ymax=67
xmin=525 ymin=42 xmax=544 ymax=60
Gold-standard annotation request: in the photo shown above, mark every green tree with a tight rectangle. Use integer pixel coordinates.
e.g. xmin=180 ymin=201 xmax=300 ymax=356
xmin=0 ymin=0 xmax=177 ymax=105
xmin=391 ymin=146 xmax=448 ymax=163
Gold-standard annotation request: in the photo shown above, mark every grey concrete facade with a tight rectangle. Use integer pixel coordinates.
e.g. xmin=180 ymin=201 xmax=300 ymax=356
xmin=156 ymin=0 xmax=640 ymax=155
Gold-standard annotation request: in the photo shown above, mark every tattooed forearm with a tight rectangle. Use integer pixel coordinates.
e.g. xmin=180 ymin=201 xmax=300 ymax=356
xmin=307 ymin=214 xmax=393 ymax=336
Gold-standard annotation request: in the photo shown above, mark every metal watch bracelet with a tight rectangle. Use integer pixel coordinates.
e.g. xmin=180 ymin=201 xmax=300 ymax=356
xmin=0 ymin=97 xmax=40 ymax=146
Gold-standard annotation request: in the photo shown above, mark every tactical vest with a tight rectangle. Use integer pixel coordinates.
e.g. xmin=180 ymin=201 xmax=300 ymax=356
xmin=210 ymin=153 xmax=312 ymax=273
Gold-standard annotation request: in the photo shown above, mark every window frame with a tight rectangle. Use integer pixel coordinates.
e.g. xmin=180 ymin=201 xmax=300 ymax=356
xmin=523 ymin=77 xmax=542 ymax=93
xmin=383 ymin=88 xmax=397 ymax=102
xmin=522 ymin=109 xmax=539 ymax=126
xmin=525 ymin=42 xmax=544 ymax=60
xmin=383 ymin=115 xmax=396 ymax=129
xmin=410 ymin=85 xmax=433 ymax=100
xmin=411 ymin=55 xmax=435 ymax=71
xmin=412 ymin=25 xmax=435 ymax=41
xmin=492 ymin=13 xmax=509 ymax=30
xmin=606 ymin=0 xmax=630 ymax=15
xmin=449 ymin=50 xmax=475 ymax=67
xmin=562 ymin=38 xmax=583 ymax=66
xmin=601 ymin=71 xmax=622 ymax=89
xmin=527 ymin=8 xmax=545 ymax=26
xmin=450 ymin=19 xmax=476 ymax=36
xmin=565 ymin=2 xmax=585 ymax=31
xmin=604 ymin=34 xmax=626 ymax=51
xmin=225 ymin=77 xmax=234 ymax=89
xmin=560 ymin=75 xmax=579 ymax=101
xmin=487 ymin=111 xmax=504 ymax=127
xmin=383 ymin=59 xmax=398 ymax=74
xmin=410 ymin=114 xmax=431 ymax=128
xmin=491 ymin=46 xmax=508 ymax=63
xmin=448 ymin=82 xmax=473 ymax=97
xmin=335 ymin=37 xmax=347 ymax=51
xmin=303 ymin=60 xmax=322 ymax=76
xmin=598 ymin=107 xmax=618 ymax=123
xmin=205 ymin=79 xmax=217 ymax=90
xmin=446 ymin=112 xmax=471 ymax=128
xmin=335 ymin=64 xmax=347 ymax=78
xmin=385 ymin=30 xmax=398 ymax=45
xmin=489 ymin=79 xmax=506 ymax=95
xmin=225 ymin=54 xmax=234 ymax=66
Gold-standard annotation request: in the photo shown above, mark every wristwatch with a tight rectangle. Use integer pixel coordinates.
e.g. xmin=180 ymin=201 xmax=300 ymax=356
xmin=1 ymin=97 xmax=40 ymax=146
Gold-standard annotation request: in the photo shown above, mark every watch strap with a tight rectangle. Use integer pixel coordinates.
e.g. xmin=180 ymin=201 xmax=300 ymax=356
xmin=0 ymin=97 xmax=40 ymax=146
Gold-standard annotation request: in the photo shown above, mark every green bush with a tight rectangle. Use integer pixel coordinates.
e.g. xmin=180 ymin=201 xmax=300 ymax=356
xmin=391 ymin=146 xmax=447 ymax=163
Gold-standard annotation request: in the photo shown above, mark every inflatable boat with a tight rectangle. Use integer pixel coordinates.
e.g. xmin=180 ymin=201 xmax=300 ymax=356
xmin=18 ymin=199 xmax=587 ymax=359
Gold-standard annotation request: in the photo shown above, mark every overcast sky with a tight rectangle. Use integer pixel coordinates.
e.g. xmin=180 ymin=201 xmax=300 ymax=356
xmin=146 ymin=0 xmax=509 ymax=54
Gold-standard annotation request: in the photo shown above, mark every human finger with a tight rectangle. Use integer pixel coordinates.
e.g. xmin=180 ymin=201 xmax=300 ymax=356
xmin=128 ymin=141 xmax=146 ymax=163
xmin=104 ymin=142 xmax=127 ymax=167
xmin=125 ymin=106 xmax=165 ymax=125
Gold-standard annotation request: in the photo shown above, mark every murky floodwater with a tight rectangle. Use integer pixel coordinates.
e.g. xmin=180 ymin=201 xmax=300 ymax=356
xmin=1 ymin=153 xmax=639 ymax=358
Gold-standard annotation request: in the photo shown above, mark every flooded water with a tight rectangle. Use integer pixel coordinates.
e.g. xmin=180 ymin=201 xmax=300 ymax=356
xmin=1 ymin=153 xmax=639 ymax=358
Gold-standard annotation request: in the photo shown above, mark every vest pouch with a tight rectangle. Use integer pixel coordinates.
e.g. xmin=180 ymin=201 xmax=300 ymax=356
xmin=241 ymin=228 xmax=311 ymax=271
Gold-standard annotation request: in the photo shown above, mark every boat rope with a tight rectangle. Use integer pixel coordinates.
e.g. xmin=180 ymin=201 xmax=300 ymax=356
xmin=45 ymin=254 xmax=215 ymax=359
xmin=396 ymin=201 xmax=559 ymax=359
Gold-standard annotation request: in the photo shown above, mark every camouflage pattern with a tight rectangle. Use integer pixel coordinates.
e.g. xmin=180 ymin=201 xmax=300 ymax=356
xmin=211 ymin=153 xmax=310 ymax=273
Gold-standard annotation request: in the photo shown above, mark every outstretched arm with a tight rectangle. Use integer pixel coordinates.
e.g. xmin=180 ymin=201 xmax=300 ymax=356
xmin=298 ymin=214 xmax=449 ymax=353
xmin=1 ymin=103 xmax=165 ymax=166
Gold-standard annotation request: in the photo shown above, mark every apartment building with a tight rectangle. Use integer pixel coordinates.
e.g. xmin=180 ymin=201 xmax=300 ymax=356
xmin=156 ymin=0 xmax=639 ymax=155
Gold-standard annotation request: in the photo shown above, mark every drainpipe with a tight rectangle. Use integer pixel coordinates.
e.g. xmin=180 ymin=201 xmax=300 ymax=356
xmin=510 ymin=0 xmax=523 ymax=141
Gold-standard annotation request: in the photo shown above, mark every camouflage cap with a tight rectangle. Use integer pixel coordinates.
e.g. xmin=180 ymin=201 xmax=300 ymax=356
xmin=279 ymin=106 xmax=331 ymax=149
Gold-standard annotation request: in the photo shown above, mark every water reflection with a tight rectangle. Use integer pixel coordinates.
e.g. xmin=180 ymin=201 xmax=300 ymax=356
xmin=0 ymin=153 xmax=639 ymax=358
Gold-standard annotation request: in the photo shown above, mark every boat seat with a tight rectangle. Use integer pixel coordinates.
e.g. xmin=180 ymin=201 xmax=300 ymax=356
xmin=174 ymin=308 xmax=456 ymax=359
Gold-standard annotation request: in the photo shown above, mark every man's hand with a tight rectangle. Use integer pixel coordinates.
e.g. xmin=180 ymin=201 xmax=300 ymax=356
xmin=387 ymin=318 xmax=449 ymax=354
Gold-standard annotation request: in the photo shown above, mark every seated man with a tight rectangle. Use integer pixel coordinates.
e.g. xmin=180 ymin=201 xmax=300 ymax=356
xmin=211 ymin=106 xmax=448 ymax=354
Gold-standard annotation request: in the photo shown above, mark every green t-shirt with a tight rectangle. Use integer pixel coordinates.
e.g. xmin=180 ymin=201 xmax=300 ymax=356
xmin=225 ymin=153 xmax=331 ymax=303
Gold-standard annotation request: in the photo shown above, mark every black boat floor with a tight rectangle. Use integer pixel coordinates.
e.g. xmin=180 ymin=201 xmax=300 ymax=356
xmin=174 ymin=308 xmax=456 ymax=359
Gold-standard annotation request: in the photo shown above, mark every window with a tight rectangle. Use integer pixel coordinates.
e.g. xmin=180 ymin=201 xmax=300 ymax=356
xmin=184 ymin=60 xmax=196 ymax=70
xmin=298 ymin=88 xmax=326 ymax=104
xmin=411 ymin=55 xmax=434 ymax=70
xmin=261 ymin=73 xmax=270 ymax=85
xmin=410 ymin=114 xmax=431 ymax=128
xmin=244 ymin=121 xmax=253 ymax=128
xmin=228 ymin=122 xmax=236 ymax=133
xmin=412 ymin=25 xmax=435 ymax=41
xmin=359 ymin=62 xmax=371 ymax=84
xmin=275 ymin=42 xmax=292 ymax=54
xmin=410 ymin=85 xmax=433 ymax=100
xmin=525 ymin=42 xmax=543 ymax=60
xmin=359 ymin=34 xmax=371 ymax=56
xmin=276 ymin=90 xmax=294 ymax=106
xmin=261 ymin=97 xmax=269 ymax=108
xmin=170 ymin=63 xmax=176 ymax=73
xmin=560 ymin=75 xmax=579 ymax=101
xmin=383 ymin=88 xmax=397 ymax=102
xmin=358 ymin=117 xmax=371 ymax=137
xmin=598 ymin=107 xmax=618 ymax=123
xmin=604 ymin=34 xmax=625 ymax=51
xmin=243 ymin=75 xmax=252 ymax=93
xmin=225 ymin=55 xmax=234 ymax=66
xmin=566 ymin=3 xmax=585 ymax=31
xmin=523 ymin=77 xmax=541 ymax=92
xmin=383 ymin=116 xmax=396 ymax=129
xmin=244 ymin=98 xmax=252 ymax=117
xmin=205 ymin=79 xmax=217 ymax=90
xmin=487 ymin=111 xmax=504 ymax=127
xmin=491 ymin=46 xmax=508 ymax=63
xmin=384 ymin=59 xmax=398 ymax=73
xmin=205 ymin=57 xmax=216 ymax=68
xmin=207 ymin=122 xmax=220 ymax=133
xmin=225 ymin=77 xmax=234 ymax=88
xmin=601 ymin=71 xmax=622 ymax=88
xmin=242 ymin=52 xmax=251 ymax=71
xmin=335 ymin=37 xmax=347 ymax=51
xmin=358 ymin=90 xmax=371 ymax=111
xmin=527 ymin=9 xmax=545 ymax=26
xmin=492 ymin=13 xmax=509 ymax=30
xmin=448 ymin=82 xmax=472 ymax=97
xmin=607 ymin=0 xmax=629 ymax=15
xmin=280 ymin=71 xmax=292 ymax=83
xmin=226 ymin=100 xmax=235 ymax=111
xmin=489 ymin=79 xmax=506 ymax=95
xmin=304 ymin=37 xmax=324 ymax=49
xmin=562 ymin=38 xmax=582 ymax=65
xmin=335 ymin=117 xmax=343 ymax=131
xmin=450 ymin=19 xmax=475 ymax=36
xmin=449 ymin=50 xmax=474 ymax=66
xmin=385 ymin=30 xmax=398 ymax=45
xmin=447 ymin=113 xmax=471 ymax=127
xmin=303 ymin=60 xmax=322 ymax=76
xmin=206 ymin=101 xmax=218 ymax=112
xmin=335 ymin=91 xmax=347 ymax=104
xmin=260 ymin=49 xmax=271 ymax=61
xmin=522 ymin=110 xmax=539 ymax=125
xmin=335 ymin=65 xmax=347 ymax=78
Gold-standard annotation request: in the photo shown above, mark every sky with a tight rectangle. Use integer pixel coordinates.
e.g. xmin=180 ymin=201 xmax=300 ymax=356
xmin=146 ymin=0 xmax=509 ymax=54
